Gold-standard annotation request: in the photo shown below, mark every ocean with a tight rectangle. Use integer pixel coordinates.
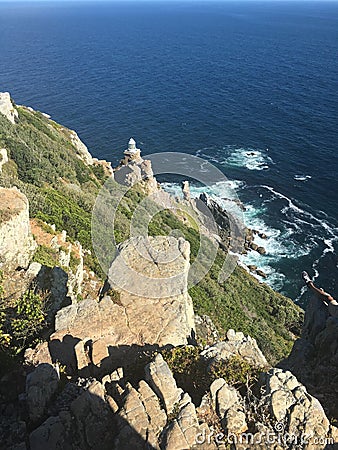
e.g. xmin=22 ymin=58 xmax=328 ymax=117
xmin=0 ymin=1 xmax=337 ymax=304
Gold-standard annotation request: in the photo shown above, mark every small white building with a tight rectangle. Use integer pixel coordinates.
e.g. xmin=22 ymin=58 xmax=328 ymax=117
xmin=124 ymin=138 xmax=141 ymax=161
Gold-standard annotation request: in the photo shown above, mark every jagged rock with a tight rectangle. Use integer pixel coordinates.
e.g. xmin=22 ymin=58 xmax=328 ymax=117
xmin=182 ymin=180 xmax=191 ymax=201
xmin=261 ymin=368 xmax=330 ymax=447
xmin=68 ymin=129 xmax=93 ymax=165
xmin=145 ymin=354 xmax=183 ymax=414
xmin=74 ymin=340 xmax=89 ymax=371
xmin=210 ymin=379 xmax=240 ymax=418
xmin=201 ymin=329 xmax=268 ymax=368
xmin=115 ymin=140 xmax=158 ymax=194
xmin=26 ymin=364 xmax=60 ymax=423
xmin=0 ymin=148 xmax=8 ymax=172
xmin=224 ymin=405 xmax=248 ymax=435
xmin=33 ymin=236 xmax=195 ymax=372
xmin=282 ymin=293 xmax=338 ymax=421
xmin=25 ymin=342 xmax=53 ymax=367
xmin=0 ymin=92 xmax=18 ymax=124
xmin=256 ymin=269 xmax=267 ymax=278
xmin=138 ymin=380 xmax=167 ymax=435
xmin=115 ymin=382 xmax=160 ymax=449
xmin=29 ymin=416 xmax=69 ymax=450
xmin=175 ymin=399 xmax=201 ymax=445
xmin=0 ymin=188 xmax=37 ymax=272
xmin=161 ymin=419 xmax=190 ymax=450
xmin=70 ymin=380 xmax=115 ymax=450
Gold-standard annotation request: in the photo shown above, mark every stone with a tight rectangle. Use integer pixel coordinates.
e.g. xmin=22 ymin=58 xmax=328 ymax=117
xmin=26 ymin=364 xmax=60 ymax=423
xmin=0 ymin=92 xmax=18 ymax=124
xmin=0 ymin=147 xmax=8 ymax=172
xmin=29 ymin=416 xmax=68 ymax=450
xmin=74 ymin=340 xmax=89 ymax=371
xmin=261 ymin=368 xmax=330 ymax=446
xmin=224 ymin=405 xmax=248 ymax=434
xmin=33 ymin=235 xmax=196 ymax=372
xmin=182 ymin=180 xmax=191 ymax=201
xmin=175 ymin=400 xmax=200 ymax=446
xmin=201 ymin=332 xmax=267 ymax=368
xmin=70 ymin=381 xmax=115 ymax=450
xmin=138 ymin=380 xmax=167 ymax=435
xmin=0 ymin=188 xmax=37 ymax=272
xmin=145 ymin=354 xmax=183 ymax=414
xmin=107 ymin=235 xmax=195 ymax=345
xmin=115 ymin=382 xmax=160 ymax=450
xmin=215 ymin=382 xmax=241 ymax=418
xmin=161 ymin=420 xmax=190 ymax=450
xmin=195 ymin=314 xmax=219 ymax=344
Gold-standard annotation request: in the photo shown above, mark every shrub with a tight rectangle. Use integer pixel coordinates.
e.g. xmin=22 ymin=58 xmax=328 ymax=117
xmin=33 ymin=245 xmax=59 ymax=268
xmin=11 ymin=289 xmax=47 ymax=348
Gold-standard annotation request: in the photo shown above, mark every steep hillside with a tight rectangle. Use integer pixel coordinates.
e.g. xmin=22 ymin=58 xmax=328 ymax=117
xmin=0 ymin=94 xmax=303 ymax=365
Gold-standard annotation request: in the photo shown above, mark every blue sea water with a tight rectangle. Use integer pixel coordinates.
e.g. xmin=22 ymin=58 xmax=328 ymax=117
xmin=0 ymin=1 xmax=337 ymax=304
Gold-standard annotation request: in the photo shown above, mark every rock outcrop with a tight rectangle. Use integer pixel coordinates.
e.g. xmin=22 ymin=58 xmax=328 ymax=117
xmin=0 ymin=148 xmax=8 ymax=172
xmin=26 ymin=236 xmax=195 ymax=373
xmin=0 ymin=92 xmax=18 ymax=124
xmin=19 ymin=347 xmax=337 ymax=450
xmin=201 ymin=328 xmax=268 ymax=368
xmin=114 ymin=139 xmax=158 ymax=194
xmin=68 ymin=129 xmax=94 ymax=165
xmin=282 ymin=292 xmax=338 ymax=422
xmin=0 ymin=187 xmax=36 ymax=272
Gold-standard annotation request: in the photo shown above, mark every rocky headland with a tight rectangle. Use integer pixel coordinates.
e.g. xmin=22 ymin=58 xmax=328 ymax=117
xmin=0 ymin=93 xmax=337 ymax=449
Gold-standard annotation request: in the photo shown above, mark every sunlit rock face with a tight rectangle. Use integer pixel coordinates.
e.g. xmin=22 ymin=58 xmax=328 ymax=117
xmin=0 ymin=187 xmax=36 ymax=272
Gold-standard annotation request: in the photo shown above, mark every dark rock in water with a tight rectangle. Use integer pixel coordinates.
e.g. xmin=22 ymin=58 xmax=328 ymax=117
xmin=256 ymin=269 xmax=267 ymax=278
xmin=257 ymin=246 xmax=266 ymax=255
xmin=247 ymin=264 xmax=257 ymax=272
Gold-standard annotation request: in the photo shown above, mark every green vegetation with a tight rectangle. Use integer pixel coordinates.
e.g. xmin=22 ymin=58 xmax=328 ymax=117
xmin=11 ymin=289 xmax=47 ymax=348
xmin=190 ymin=258 xmax=303 ymax=363
xmin=0 ymin=278 xmax=47 ymax=371
xmin=33 ymin=244 xmax=59 ymax=268
xmin=0 ymin=107 xmax=106 ymax=276
xmin=163 ymin=346 xmax=263 ymax=404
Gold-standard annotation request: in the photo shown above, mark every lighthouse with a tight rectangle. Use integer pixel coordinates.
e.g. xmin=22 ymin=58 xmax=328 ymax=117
xmin=123 ymin=138 xmax=141 ymax=162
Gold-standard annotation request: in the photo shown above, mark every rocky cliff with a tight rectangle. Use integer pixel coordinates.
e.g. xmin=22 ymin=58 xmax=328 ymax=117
xmin=0 ymin=187 xmax=36 ymax=272
xmin=0 ymin=93 xmax=336 ymax=449
xmin=281 ymin=292 xmax=338 ymax=425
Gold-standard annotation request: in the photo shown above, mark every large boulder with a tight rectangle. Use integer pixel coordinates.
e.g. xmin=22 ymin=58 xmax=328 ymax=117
xmin=201 ymin=329 xmax=268 ymax=368
xmin=26 ymin=364 xmax=60 ymax=423
xmin=0 ymin=187 xmax=37 ymax=272
xmin=29 ymin=236 xmax=195 ymax=372
xmin=145 ymin=354 xmax=183 ymax=414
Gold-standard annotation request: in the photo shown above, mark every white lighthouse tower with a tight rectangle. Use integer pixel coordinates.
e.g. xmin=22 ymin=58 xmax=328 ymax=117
xmin=123 ymin=138 xmax=141 ymax=162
